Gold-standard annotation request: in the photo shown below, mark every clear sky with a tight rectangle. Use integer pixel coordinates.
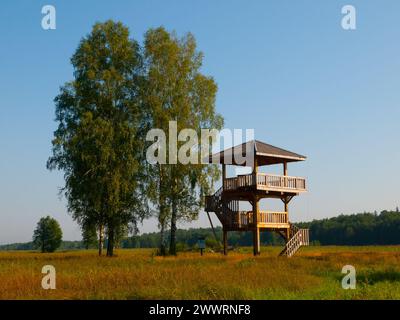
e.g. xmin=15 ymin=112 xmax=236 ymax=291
xmin=1 ymin=0 xmax=399 ymax=244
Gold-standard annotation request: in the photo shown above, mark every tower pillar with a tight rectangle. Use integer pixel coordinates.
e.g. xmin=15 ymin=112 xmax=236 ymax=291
xmin=223 ymin=228 xmax=228 ymax=255
xmin=284 ymin=197 xmax=290 ymax=241
xmin=253 ymin=195 xmax=260 ymax=255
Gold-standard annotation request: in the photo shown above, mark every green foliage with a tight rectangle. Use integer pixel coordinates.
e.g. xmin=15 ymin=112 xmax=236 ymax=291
xmin=82 ymin=224 xmax=98 ymax=249
xmin=299 ymin=210 xmax=400 ymax=245
xmin=4 ymin=210 xmax=400 ymax=251
xmin=120 ymin=226 xmax=284 ymax=249
xmin=125 ymin=210 xmax=400 ymax=248
xmin=143 ymin=27 xmax=223 ymax=255
xmin=175 ymin=242 xmax=188 ymax=253
xmin=32 ymin=216 xmax=63 ymax=253
xmin=47 ymin=20 xmax=224 ymax=257
xmin=47 ymin=20 xmax=150 ymax=256
xmin=0 ymin=241 xmax=95 ymax=251
xmin=205 ymin=237 xmax=221 ymax=250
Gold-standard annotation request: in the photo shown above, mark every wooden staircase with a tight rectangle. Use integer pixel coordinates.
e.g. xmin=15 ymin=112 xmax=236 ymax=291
xmin=279 ymin=223 xmax=309 ymax=257
xmin=206 ymin=189 xmax=310 ymax=257
xmin=205 ymin=187 xmax=239 ymax=227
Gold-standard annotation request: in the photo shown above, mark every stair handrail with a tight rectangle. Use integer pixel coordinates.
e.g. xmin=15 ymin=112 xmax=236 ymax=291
xmin=284 ymin=228 xmax=309 ymax=257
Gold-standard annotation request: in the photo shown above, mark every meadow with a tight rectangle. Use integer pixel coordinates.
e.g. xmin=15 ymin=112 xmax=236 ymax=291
xmin=0 ymin=246 xmax=399 ymax=300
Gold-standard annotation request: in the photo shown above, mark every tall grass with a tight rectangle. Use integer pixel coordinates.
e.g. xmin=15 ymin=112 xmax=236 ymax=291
xmin=0 ymin=246 xmax=399 ymax=299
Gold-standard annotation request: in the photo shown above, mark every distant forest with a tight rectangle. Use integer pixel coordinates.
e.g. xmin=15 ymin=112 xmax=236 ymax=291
xmin=1 ymin=210 xmax=399 ymax=251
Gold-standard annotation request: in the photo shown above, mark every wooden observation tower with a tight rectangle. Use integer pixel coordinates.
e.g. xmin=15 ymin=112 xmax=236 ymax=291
xmin=205 ymin=140 xmax=309 ymax=257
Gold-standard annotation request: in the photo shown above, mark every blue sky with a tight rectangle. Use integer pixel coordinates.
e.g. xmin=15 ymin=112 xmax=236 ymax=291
xmin=0 ymin=0 xmax=399 ymax=243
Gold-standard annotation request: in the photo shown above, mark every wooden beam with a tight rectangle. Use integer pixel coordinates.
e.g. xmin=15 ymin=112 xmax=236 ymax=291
xmin=283 ymin=161 xmax=288 ymax=176
xmin=283 ymin=162 xmax=288 ymax=189
xmin=275 ymin=230 xmax=287 ymax=241
xmin=206 ymin=211 xmax=220 ymax=245
xmin=258 ymin=223 xmax=289 ymax=229
xmin=283 ymin=195 xmax=290 ymax=242
xmin=285 ymin=227 xmax=290 ymax=243
xmin=223 ymin=228 xmax=228 ymax=255
xmin=253 ymin=194 xmax=260 ymax=256
xmin=253 ymin=228 xmax=260 ymax=256
xmin=222 ymin=164 xmax=226 ymax=191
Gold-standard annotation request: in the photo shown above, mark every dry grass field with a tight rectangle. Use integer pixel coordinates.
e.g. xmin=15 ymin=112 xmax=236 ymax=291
xmin=0 ymin=246 xmax=399 ymax=300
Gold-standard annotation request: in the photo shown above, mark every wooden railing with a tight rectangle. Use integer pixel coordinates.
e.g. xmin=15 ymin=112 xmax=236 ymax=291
xmin=223 ymin=173 xmax=306 ymax=192
xmin=205 ymin=187 xmax=223 ymax=212
xmin=238 ymin=211 xmax=253 ymax=226
xmin=284 ymin=229 xmax=309 ymax=257
xmin=301 ymin=229 xmax=310 ymax=246
xmin=238 ymin=174 xmax=255 ymax=188
xmin=229 ymin=211 xmax=288 ymax=228
xmin=257 ymin=173 xmax=306 ymax=191
xmin=258 ymin=211 xmax=287 ymax=224
xmin=224 ymin=177 xmax=238 ymax=190
xmin=280 ymin=224 xmax=309 ymax=257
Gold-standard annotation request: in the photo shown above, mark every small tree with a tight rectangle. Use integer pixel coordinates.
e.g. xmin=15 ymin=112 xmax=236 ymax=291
xmin=33 ymin=216 xmax=63 ymax=253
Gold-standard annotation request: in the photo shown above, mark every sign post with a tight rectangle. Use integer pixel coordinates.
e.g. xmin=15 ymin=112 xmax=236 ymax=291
xmin=198 ymin=237 xmax=206 ymax=256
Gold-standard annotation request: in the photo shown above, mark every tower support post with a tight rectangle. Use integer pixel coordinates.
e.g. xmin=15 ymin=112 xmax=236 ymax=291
xmin=285 ymin=227 xmax=290 ymax=243
xmin=222 ymin=164 xmax=226 ymax=190
xmin=253 ymin=227 xmax=260 ymax=256
xmin=253 ymin=194 xmax=260 ymax=256
xmin=223 ymin=228 xmax=228 ymax=255
xmin=284 ymin=197 xmax=290 ymax=241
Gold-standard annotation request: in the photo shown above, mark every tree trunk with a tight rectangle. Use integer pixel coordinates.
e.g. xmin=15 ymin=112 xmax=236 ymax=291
xmin=158 ymin=164 xmax=167 ymax=256
xmin=169 ymin=199 xmax=177 ymax=255
xmin=98 ymin=224 xmax=103 ymax=256
xmin=106 ymin=227 xmax=114 ymax=257
xmin=159 ymin=217 xmax=167 ymax=256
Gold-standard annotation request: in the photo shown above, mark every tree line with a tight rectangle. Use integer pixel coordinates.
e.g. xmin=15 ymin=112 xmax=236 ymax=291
xmin=3 ymin=210 xmax=399 ymax=251
xmin=126 ymin=209 xmax=400 ymax=248
xmin=47 ymin=20 xmax=222 ymax=256
xmin=298 ymin=209 xmax=400 ymax=245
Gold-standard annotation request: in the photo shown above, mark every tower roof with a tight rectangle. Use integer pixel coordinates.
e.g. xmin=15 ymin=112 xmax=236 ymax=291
xmin=209 ymin=140 xmax=306 ymax=166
